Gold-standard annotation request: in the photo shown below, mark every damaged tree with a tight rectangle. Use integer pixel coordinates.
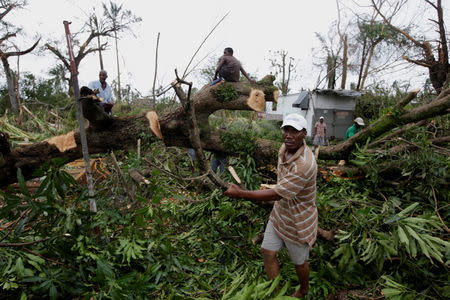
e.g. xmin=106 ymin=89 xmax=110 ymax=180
xmin=1 ymin=75 xmax=450 ymax=187
xmin=371 ymin=0 xmax=449 ymax=92
xmin=0 ymin=0 xmax=40 ymax=114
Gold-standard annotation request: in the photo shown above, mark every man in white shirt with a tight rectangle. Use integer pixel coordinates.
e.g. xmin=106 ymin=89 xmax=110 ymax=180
xmin=88 ymin=70 xmax=113 ymax=115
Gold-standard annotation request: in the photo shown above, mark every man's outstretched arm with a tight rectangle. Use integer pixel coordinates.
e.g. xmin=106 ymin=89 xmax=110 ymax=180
xmin=225 ymin=183 xmax=281 ymax=202
xmin=240 ymin=67 xmax=256 ymax=83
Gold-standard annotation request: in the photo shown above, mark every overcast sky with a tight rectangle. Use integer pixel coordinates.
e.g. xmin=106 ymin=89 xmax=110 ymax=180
xmin=10 ymin=0 xmax=443 ymax=97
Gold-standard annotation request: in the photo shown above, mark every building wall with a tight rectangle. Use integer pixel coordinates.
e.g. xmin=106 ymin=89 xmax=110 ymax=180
xmin=265 ymin=93 xmax=300 ymax=119
xmin=264 ymin=92 xmax=357 ymax=138
xmin=310 ymin=93 xmax=356 ymax=139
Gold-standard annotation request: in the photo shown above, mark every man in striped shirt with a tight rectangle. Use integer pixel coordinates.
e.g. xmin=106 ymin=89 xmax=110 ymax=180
xmin=225 ymin=113 xmax=317 ymax=298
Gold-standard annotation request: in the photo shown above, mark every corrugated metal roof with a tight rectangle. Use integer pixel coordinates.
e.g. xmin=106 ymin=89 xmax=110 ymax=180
xmin=313 ymin=89 xmax=362 ymax=98
xmin=292 ymin=91 xmax=309 ymax=109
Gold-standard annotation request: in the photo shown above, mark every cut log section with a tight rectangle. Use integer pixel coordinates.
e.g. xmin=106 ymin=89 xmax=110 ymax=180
xmin=46 ymin=131 xmax=77 ymax=152
xmin=247 ymin=88 xmax=266 ymax=112
xmin=2 ymin=83 xmax=450 ymax=187
xmin=145 ymin=111 xmax=163 ymax=139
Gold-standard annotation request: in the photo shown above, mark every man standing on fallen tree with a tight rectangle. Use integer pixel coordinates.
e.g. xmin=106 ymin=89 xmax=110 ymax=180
xmin=224 ymin=113 xmax=318 ymax=298
xmin=213 ymin=47 xmax=256 ymax=84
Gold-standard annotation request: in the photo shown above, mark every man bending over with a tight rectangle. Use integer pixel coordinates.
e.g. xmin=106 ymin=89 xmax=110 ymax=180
xmin=225 ymin=113 xmax=318 ymax=298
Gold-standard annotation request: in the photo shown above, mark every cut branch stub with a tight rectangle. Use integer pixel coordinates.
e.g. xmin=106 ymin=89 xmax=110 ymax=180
xmin=247 ymin=88 xmax=266 ymax=112
xmin=273 ymin=89 xmax=279 ymax=103
xmin=145 ymin=111 xmax=163 ymax=139
xmin=46 ymin=132 xmax=77 ymax=152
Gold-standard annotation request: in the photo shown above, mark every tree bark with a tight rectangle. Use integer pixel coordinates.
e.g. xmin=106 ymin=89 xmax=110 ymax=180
xmin=0 ymin=39 xmax=40 ymax=114
xmin=1 ymin=56 xmax=18 ymax=114
xmin=0 ymin=78 xmax=278 ymax=186
xmin=341 ymin=35 xmax=348 ymax=89
xmin=1 ymin=82 xmax=449 ymax=187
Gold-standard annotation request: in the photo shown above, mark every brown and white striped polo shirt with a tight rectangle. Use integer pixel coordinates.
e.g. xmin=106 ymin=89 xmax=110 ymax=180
xmin=270 ymin=140 xmax=318 ymax=248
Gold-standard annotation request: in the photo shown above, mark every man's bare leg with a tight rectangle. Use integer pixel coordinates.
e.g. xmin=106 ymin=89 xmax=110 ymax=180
xmin=292 ymin=261 xmax=309 ymax=298
xmin=261 ymin=248 xmax=280 ymax=280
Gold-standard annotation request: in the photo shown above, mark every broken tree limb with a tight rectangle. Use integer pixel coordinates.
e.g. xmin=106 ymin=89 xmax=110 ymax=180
xmin=110 ymin=151 xmax=135 ymax=203
xmin=318 ymin=89 xmax=450 ymax=160
xmin=172 ymin=69 xmax=227 ymax=190
xmin=3 ymin=81 xmax=450 ymax=187
xmin=144 ymin=158 xmax=209 ymax=182
xmin=129 ymin=168 xmax=150 ymax=186
xmin=368 ymin=120 xmax=427 ymax=149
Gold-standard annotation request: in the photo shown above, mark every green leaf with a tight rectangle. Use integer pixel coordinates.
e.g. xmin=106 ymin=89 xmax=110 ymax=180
xmin=49 ymin=284 xmax=58 ymax=300
xmin=382 ymin=288 xmax=403 ymax=297
xmin=97 ymin=259 xmax=114 ymax=278
xmin=398 ymin=202 xmax=419 ymax=217
xmin=397 ymin=225 xmax=409 ymax=247
xmin=17 ymin=168 xmax=30 ymax=197
xmin=15 ymin=257 xmax=25 ymax=277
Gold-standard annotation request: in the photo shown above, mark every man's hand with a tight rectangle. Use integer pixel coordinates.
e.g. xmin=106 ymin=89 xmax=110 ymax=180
xmin=224 ymin=183 xmax=243 ymax=198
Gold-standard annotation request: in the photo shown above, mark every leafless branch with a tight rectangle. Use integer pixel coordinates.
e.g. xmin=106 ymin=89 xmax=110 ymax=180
xmin=431 ymin=185 xmax=450 ymax=233
xmin=181 ymin=12 xmax=229 ymax=79
xmin=152 ymin=32 xmax=160 ymax=109
xmin=0 ymin=234 xmax=70 ymax=247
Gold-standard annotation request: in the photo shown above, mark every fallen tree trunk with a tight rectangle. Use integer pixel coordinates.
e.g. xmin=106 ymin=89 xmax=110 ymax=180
xmin=1 ymin=82 xmax=449 ymax=187
xmin=0 ymin=78 xmax=278 ymax=186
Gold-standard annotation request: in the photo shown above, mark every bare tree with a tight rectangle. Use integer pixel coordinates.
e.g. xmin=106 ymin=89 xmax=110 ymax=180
xmin=102 ymin=1 xmax=141 ymax=102
xmin=89 ymin=7 xmax=106 ymax=70
xmin=371 ymin=0 xmax=449 ymax=92
xmin=0 ymin=0 xmax=40 ymax=114
xmin=314 ymin=27 xmax=342 ymax=89
xmin=269 ymin=50 xmax=296 ymax=95
xmin=44 ymin=21 xmax=113 ymax=96
xmin=336 ymin=0 xmax=348 ymax=89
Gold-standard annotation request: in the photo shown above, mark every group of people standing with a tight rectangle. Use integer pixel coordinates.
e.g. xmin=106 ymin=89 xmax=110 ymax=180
xmin=313 ymin=115 xmax=365 ymax=149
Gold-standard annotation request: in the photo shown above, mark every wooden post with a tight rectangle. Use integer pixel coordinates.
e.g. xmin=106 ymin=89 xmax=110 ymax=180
xmin=63 ymin=21 xmax=97 ymax=213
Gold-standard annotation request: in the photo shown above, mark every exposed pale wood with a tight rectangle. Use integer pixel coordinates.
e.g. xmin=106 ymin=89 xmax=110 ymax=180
xmin=137 ymin=139 xmax=141 ymax=159
xmin=129 ymin=168 xmax=150 ymax=186
xmin=273 ymin=89 xmax=279 ymax=103
xmin=246 ymin=88 xmax=266 ymax=112
xmin=145 ymin=111 xmax=163 ymax=139
xmin=46 ymin=131 xmax=77 ymax=152
xmin=228 ymin=166 xmax=241 ymax=184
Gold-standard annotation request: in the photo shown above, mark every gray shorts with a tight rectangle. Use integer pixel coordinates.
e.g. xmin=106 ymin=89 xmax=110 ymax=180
xmin=261 ymin=220 xmax=309 ymax=265
xmin=313 ymin=135 xmax=327 ymax=146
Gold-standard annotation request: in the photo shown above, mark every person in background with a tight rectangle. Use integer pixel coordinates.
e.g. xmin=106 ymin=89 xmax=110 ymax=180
xmin=212 ymin=47 xmax=256 ymax=85
xmin=224 ymin=113 xmax=317 ymax=298
xmin=186 ymin=148 xmax=197 ymax=173
xmin=88 ymin=70 xmax=113 ymax=116
xmin=211 ymin=125 xmax=228 ymax=173
xmin=344 ymin=117 xmax=365 ymax=140
xmin=313 ymin=116 xmax=327 ymax=149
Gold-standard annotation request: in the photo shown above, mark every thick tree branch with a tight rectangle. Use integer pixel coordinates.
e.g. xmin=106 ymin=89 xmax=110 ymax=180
xmin=371 ymin=0 xmax=424 ymax=49
xmin=2 ymin=81 xmax=449 ymax=186
xmin=45 ymin=43 xmax=70 ymax=70
xmin=172 ymin=69 xmax=227 ymax=190
xmin=0 ymin=4 xmax=14 ymax=21
xmin=1 ymin=38 xmax=40 ymax=58
xmin=402 ymin=55 xmax=432 ymax=68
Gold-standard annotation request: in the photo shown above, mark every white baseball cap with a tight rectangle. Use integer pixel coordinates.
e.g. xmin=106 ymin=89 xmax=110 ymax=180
xmin=319 ymin=116 xmax=324 ymax=120
xmin=354 ymin=117 xmax=365 ymax=126
xmin=281 ymin=113 xmax=307 ymax=131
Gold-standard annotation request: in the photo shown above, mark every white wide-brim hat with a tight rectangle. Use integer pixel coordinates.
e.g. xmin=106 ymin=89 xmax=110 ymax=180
xmin=354 ymin=117 xmax=365 ymax=126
